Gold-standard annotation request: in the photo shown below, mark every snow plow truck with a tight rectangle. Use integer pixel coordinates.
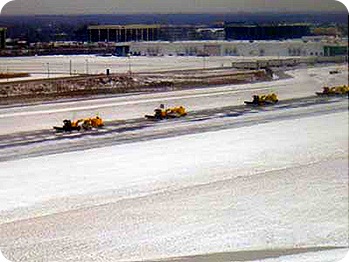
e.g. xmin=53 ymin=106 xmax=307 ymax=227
xmin=145 ymin=104 xmax=187 ymax=120
xmin=316 ymin=85 xmax=349 ymax=97
xmin=54 ymin=116 xmax=104 ymax=132
xmin=244 ymin=93 xmax=279 ymax=106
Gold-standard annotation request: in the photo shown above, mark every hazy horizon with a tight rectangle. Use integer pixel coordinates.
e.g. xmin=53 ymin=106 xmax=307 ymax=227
xmin=1 ymin=0 xmax=348 ymax=16
xmin=0 ymin=10 xmax=348 ymax=17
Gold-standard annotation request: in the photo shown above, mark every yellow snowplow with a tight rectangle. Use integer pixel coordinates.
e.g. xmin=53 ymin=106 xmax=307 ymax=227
xmin=53 ymin=119 xmax=82 ymax=132
xmin=81 ymin=116 xmax=104 ymax=130
xmin=145 ymin=104 xmax=187 ymax=120
xmin=316 ymin=85 xmax=349 ymax=97
xmin=244 ymin=93 xmax=279 ymax=105
xmin=53 ymin=116 xmax=104 ymax=132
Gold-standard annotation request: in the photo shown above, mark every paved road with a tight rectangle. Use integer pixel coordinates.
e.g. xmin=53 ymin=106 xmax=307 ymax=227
xmin=0 ymin=96 xmax=347 ymax=162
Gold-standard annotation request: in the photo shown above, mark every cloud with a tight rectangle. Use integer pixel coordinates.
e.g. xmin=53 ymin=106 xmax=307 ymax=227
xmin=0 ymin=0 xmax=12 ymax=14
xmin=0 ymin=0 xmax=348 ymax=15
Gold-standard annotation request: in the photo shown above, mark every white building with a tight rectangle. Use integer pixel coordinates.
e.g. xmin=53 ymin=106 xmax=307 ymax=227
xmin=117 ymin=39 xmax=347 ymax=57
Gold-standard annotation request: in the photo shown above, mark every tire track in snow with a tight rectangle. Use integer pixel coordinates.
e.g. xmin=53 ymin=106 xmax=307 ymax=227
xmin=0 ymin=96 xmax=347 ymax=162
xmin=0 ymin=82 xmax=291 ymax=118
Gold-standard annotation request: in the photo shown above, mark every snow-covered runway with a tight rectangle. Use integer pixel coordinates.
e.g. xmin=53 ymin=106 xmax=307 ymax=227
xmin=0 ymin=110 xmax=348 ymax=261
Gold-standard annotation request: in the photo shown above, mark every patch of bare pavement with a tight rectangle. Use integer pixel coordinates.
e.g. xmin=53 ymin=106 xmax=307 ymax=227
xmin=0 ymin=96 xmax=346 ymax=162
xmin=151 ymin=246 xmax=348 ymax=262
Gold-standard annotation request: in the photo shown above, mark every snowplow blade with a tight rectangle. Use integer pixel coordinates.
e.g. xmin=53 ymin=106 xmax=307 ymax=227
xmin=53 ymin=125 xmax=81 ymax=132
xmin=244 ymin=101 xmax=258 ymax=105
xmin=145 ymin=114 xmax=153 ymax=119
xmin=53 ymin=126 xmax=65 ymax=132
xmin=145 ymin=114 xmax=160 ymax=120
xmin=245 ymin=93 xmax=278 ymax=106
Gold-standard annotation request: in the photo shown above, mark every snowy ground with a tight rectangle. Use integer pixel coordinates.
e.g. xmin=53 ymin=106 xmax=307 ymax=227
xmin=0 ymin=110 xmax=348 ymax=261
xmin=0 ymin=55 xmax=347 ymax=81
xmin=0 ymin=55 xmax=255 ymax=80
xmin=0 ymin=57 xmax=348 ymax=262
xmin=0 ymin=55 xmax=302 ymax=76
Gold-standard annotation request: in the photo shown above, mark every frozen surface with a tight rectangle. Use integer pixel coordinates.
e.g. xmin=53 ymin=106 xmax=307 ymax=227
xmin=0 ymin=111 xmax=347 ymax=261
xmin=247 ymin=248 xmax=348 ymax=262
xmin=0 ymin=112 xmax=347 ymax=213
xmin=0 ymin=55 xmax=300 ymax=76
xmin=0 ymin=62 xmax=347 ymax=135
xmin=0 ymin=56 xmax=348 ymax=261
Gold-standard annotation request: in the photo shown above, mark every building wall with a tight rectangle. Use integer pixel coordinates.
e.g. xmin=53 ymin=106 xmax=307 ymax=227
xmin=125 ymin=40 xmax=343 ymax=57
xmin=88 ymin=25 xmax=161 ymax=43
xmin=159 ymin=26 xmax=199 ymax=41
xmin=88 ymin=25 xmax=226 ymax=43
xmin=0 ymin=28 xmax=6 ymax=49
xmin=221 ymin=41 xmax=325 ymax=56
xmin=224 ymin=24 xmax=311 ymax=40
xmin=324 ymin=45 xmax=348 ymax=56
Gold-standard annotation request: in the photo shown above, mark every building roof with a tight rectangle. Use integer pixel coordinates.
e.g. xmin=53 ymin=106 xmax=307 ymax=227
xmin=115 ymin=39 xmax=347 ymax=46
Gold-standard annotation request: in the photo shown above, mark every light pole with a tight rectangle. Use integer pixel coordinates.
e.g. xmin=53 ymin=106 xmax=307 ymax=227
xmin=46 ymin=62 xmax=50 ymax=78
xmin=69 ymin=59 xmax=72 ymax=75
xmin=85 ymin=58 xmax=89 ymax=75
xmin=127 ymin=53 xmax=131 ymax=75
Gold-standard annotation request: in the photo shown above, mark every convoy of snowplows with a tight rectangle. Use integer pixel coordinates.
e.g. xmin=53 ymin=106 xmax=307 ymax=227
xmin=53 ymin=84 xmax=348 ymax=133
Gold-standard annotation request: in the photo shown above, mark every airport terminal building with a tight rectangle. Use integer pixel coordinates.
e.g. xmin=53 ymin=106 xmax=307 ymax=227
xmin=88 ymin=23 xmax=312 ymax=43
xmin=87 ymin=24 xmax=222 ymax=43
xmin=88 ymin=23 xmax=347 ymax=58
xmin=116 ymin=39 xmax=347 ymax=58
